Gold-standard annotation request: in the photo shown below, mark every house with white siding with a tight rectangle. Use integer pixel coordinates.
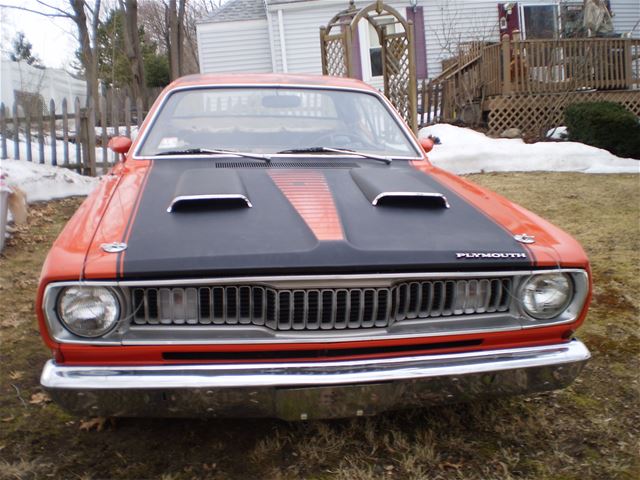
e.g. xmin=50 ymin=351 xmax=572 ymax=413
xmin=196 ymin=0 xmax=639 ymax=88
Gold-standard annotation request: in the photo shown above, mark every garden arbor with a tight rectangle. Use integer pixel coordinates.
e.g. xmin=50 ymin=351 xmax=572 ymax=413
xmin=320 ymin=0 xmax=418 ymax=132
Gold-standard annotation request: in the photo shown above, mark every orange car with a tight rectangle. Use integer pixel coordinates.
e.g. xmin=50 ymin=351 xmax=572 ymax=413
xmin=37 ymin=74 xmax=591 ymax=420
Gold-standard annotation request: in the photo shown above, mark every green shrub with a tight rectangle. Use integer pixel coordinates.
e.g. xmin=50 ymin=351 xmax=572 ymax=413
xmin=564 ymin=101 xmax=640 ymax=159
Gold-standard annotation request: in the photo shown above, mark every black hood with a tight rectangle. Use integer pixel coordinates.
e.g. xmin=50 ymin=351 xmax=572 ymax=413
xmin=118 ymin=159 xmax=531 ymax=279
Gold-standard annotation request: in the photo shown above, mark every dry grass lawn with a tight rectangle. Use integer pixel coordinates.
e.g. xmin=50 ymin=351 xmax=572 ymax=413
xmin=0 ymin=172 xmax=638 ymax=480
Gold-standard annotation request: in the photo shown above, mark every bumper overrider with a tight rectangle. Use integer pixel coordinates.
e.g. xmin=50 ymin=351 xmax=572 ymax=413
xmin=41 ymin=340 xmax=590 ymax=420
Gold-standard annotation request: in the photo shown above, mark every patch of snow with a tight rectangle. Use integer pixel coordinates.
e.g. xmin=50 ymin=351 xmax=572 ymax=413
xmin=420 ymin=124 xmax=639 ymax=175
xmin=546 ymin=126 xmax=568 ymax=140
xmin=2 ymin=135 xmax=110 ymax=168
xmin=0 ymin=158 xmax=98 ymax=203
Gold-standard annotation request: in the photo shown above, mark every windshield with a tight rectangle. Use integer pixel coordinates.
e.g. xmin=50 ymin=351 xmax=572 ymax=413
xmin=136 ymin=87 xmax=420 ymax=158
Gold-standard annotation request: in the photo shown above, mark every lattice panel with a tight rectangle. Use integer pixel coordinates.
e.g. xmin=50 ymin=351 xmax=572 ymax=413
xmin=324 ymin=37 xmax=348 ymax=77
xmin=384 ymin=34 xmax=411 ymax=124
xmin=486 ymin=91 xmax=640 ymax=137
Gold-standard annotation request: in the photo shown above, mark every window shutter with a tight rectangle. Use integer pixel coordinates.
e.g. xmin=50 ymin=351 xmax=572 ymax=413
xmin=406 ymin=6 xmax=427 ymax=79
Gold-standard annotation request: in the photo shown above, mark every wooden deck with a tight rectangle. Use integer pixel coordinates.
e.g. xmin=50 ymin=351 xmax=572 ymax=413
xmin=420 ymin=36 xmax=640 ymax=136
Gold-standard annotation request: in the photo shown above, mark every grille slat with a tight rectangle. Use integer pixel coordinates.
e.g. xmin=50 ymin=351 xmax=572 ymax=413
xmin=131 ymin=278 xmax=513 ymax=330
xmin=419 ymin=282 xmax=432 ymax=317
xmin=363 ymin=289 xmax=375 ymax=328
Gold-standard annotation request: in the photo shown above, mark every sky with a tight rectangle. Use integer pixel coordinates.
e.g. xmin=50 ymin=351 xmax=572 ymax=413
xmin=0 ymin=0 xmax=80 ymax=69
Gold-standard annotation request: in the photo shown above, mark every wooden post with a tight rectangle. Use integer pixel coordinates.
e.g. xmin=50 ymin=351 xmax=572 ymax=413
xmin=501 ymin=34 xmax=511 ymax=95
xmin=125 ymin=96 xmax=132 ymax=139
xmin=110 ymin=90 xmax=120 ymax=164
xmin=440 ymin=82 xmax=447 ymax=122
xmin=407 ymin=20 xmax=418 ymax=133
xmin=25 ymin=111 xmax=32 ymax=162
xmin=74 ymin=97 xmax=81 ymax=167
xmin=79 ymin=110 xmax=88 ymax=174
xmin=100 ymin=95 xmax=108 ymax=170
xmin=344 ymin=25 xmax=354 ymax=78
xmin=426 ymin=80 xmax=434 ymax=124
xmin=136 ymin=97 xmax=143 ymax=129
xmin=624 ymin=38 xmax=633 ymax=89
xmin=62 ymin=98 xmax=69 ymax=166
xmin=49 ymin=99 xmax=57 ymax=166
xmin=85 ymin=100 xmax=97 ymax=176
xmin=37 ymin=108 xmax=45 ymax=163
xmin=0 ymin=103 xmax=7 ymax=160
xmin=12 ymin=103 xmax=19 ymax=160
xmin=420 ymin=79 xmax=426 ymax=126
xmin=320 ymin=27 xmax=328 ymax=75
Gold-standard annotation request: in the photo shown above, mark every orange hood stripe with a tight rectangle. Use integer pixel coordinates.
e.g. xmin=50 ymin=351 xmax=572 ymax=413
xmin=269 ymin=170 xmax=345 ymax=241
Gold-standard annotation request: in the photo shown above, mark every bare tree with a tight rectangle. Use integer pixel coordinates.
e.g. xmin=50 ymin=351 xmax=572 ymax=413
xmin=0 ymin=1 xmax=103 ymax=110
xmin=138 ymin=0 xmax=168 ymax=52
xmin=138 ymin=0 xmax=224 ymax=78
xmin=119 ymin=0 xmax=147 ymax=103
xmin=73 ymin=0 xmax=102 ymax=110
xmin=167 ymin=0 xmax=186 ymax=80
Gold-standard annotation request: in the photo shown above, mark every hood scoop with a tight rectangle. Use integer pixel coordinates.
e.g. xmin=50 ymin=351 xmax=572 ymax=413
xmin=167 ymin=169 xmax=252 ymax=212
xmin=351 ymin=169 xmax=450 ymax=209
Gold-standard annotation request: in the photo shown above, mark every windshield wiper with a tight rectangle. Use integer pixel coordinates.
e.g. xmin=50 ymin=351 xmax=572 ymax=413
xmin=277 ymin=147 xmax=392 ymax=164
xmin=154 ymin=148 xmax=271 ymax=162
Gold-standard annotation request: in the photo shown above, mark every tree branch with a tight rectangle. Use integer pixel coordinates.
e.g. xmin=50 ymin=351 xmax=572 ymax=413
xmin=35 ymin=0 xmax=73 ymax=17
xmin=0 ymin=4 xmax=70 ymax=18
xmin=92 ymin=0 xmax=102 ymax=34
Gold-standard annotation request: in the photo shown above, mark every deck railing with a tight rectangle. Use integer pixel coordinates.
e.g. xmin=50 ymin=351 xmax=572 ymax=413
xmin=421 ymin=36 xmax=640 ymax=126
xmin=503 ymin=37 xmax=640 ymax=94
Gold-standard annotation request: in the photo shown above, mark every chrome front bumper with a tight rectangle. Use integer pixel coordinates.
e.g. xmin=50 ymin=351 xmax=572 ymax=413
xmin=41 ymin=340 xmax=590 ymax=420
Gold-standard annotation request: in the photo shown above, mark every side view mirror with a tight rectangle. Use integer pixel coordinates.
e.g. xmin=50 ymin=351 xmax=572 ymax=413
xmin=108 ymin=136 xmax=132 ymax=156
xmin=419 ymin=137 xmax=434 ymax=154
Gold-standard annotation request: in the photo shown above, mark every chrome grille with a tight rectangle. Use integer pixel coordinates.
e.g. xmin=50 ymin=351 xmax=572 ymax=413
xmin=130 ymin=278 xmax=512 ymax=331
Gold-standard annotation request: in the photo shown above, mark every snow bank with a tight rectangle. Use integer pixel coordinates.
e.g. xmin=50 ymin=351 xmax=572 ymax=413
xmin=420 ymin=124 xmax=639 ymax=174
xmin=2 ymin=136 xmax=111 ymax=167
xmin=0 ymin=158 xmax=98 ymax=203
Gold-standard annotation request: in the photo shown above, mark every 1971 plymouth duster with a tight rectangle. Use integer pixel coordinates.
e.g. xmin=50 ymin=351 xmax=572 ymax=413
xmin=37 ymin=74 xmax=591 ymax=420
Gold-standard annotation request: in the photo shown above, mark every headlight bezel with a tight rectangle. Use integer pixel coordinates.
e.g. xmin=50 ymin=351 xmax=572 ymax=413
xmin=517 ymin=271 xmax=589 ymax=327
xmin=56 ymin=286 xmax=122 ymax=338
xmin=42 ymin=282 xmax=129 ymax=344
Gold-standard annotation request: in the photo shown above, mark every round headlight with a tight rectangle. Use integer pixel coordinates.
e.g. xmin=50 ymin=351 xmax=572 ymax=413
xmin=57 ymin=286 xmax=120 ymax=337
xmin=520 ymin=273 xmax=573 ymax=320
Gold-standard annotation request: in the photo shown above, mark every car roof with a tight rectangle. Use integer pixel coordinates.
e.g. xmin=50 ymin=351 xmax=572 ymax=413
xmin=168 ymin=73 xmax=378 ymax=92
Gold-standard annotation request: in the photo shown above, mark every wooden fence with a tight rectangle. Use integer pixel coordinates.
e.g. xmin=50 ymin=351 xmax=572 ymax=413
xmin=0 ymin=91 xmax=152 ymax=177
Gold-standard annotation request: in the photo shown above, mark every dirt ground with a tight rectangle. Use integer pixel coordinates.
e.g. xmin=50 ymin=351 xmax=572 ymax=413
xmin=0 ymin=172 xmax=638 ymax=480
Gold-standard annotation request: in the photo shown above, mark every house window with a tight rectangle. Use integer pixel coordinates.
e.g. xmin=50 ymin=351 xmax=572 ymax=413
xmin=521 ymin=4 xmax=559 ymax=39
xmin=368 ymin=19 xmax=397 ymax=78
